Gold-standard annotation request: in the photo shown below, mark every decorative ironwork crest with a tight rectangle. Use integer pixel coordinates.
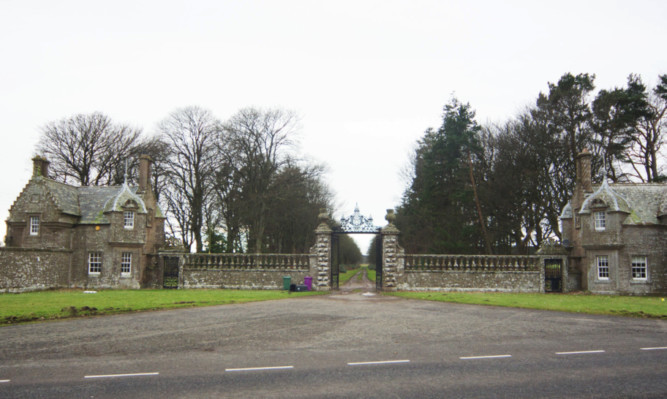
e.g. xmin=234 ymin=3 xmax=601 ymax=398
xmin=336 ymin=204 xmax=379 ymax=233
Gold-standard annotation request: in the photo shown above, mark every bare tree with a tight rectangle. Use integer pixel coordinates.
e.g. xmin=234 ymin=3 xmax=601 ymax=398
xmin=211 ymin=146 xmax=246 ymax=253
xmin=158 ymin=106 xmax=220 ymax=252
xmin=223 ymin=107 xmax=299 ymax=253
xmin=627 ymin=75 xmax=667 ymax=182
xmin=36 ymin=112 xmax=141 ymax=185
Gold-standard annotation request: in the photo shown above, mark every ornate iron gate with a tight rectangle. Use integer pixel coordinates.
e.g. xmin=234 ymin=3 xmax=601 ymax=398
xmin=331 ymin=205 xmax=383 ymax=291
xmin=544 ymin=259 xmax=563 ymax=293
xmin=375 ymin=234 xmax=383 ymax=291
xmin=163 ymin=256 xmax=180 ymax=289
xmin=331 ymin=234 xmax=340 ymax=290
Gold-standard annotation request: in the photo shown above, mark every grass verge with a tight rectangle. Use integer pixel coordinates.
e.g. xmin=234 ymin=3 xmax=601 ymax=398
xmin=0 ymin=289 xmax=324 ymax=326
xmin=339 ymin=267 xmax=361 ymax=284
xmin=386 ymin=291 xmax=667 ymax=319
xmin=366 ymin=268 xmax=376 ymax=282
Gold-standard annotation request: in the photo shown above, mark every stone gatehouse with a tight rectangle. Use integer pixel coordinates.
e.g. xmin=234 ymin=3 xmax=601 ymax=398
xmin=560 ymin=150 xmax=667 ymax=295
xmin=1 ymin=155 xmax=165 ymax=292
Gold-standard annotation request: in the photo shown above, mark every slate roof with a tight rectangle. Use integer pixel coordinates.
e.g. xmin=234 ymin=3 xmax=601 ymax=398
xmin=37 ymin=176 xmax=162 ymax=224
xmin=42 ymin=179 xmax=81 ymax=216
xmin=561 ymin=181 xmax=667 ymax=225
xmin=610 ymin=183 xmax=666 ymax=225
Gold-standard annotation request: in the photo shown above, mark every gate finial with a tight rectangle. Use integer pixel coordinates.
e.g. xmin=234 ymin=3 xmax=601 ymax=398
xmin=385 ymin=209 xmax=396 ymax=225
xmin=318 ymin=208 xmax=329 ymax=224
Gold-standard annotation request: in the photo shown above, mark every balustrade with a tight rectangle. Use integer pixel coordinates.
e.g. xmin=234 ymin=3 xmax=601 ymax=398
xmin=404 ymin=254 xmax=539 ymax=271
xmin=184 ymin=253 xmax=311 ymax=270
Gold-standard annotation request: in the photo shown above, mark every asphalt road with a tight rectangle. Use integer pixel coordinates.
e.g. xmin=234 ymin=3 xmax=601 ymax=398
xmin=1 ymin=292 xmax=665 ymax=398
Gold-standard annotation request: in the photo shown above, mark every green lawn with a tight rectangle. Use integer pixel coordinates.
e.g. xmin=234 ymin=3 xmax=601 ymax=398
xmin=0 ymin=289 xmax=323 ymax=325
xmin=386 ymin=291 xmax=667 ymax=319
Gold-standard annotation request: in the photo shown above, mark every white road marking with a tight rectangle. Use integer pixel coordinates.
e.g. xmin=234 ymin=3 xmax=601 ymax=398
xmin=556 ymin=350 xmax=605 ymax=355
xmin=640 ymin=347 xmax=667 ymax=351
xmin=459 ymin=354 xmax=512 ymax=360
xmin=347 ymin=360 xmax=410 ymax=366
xmin=84 ymin=372 xmax=159 ymax=379
xmin=225 ymin=366 xmax=294 ymax=372
xmin=0 ymin=379 xmax=10 ymax=383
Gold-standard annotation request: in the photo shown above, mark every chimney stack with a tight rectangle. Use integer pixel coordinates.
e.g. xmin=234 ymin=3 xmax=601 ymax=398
xmin=576 ymin=149 xmax=593 ymax=193
xmin=138 ymin=154 xmax=152 ymax=193
xmin=32 ymin=156 xmax=50 ymax=178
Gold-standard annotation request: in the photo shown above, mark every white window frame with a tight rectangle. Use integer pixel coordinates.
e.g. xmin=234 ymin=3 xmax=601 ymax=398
xmin=596 ymin=255 xmax=609 ymax=280
xmin=594 ymin=211 xmax=606 ymax=231
xmin=123 ymin=211 xmax=134 ymax=229
xmin=121 ymin=252 xmax=132 ymax=277
xmin=631 ymin=256 xmax=647 ymax=281
xmin=88 ymin=252 xmax=102 ymax=275
xmin=29 ymin=216 xmax=40 ymax=236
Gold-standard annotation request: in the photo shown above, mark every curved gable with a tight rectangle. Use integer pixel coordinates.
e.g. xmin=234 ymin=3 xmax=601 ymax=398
xmin=580 ymin=179 xmax=631 ymax=215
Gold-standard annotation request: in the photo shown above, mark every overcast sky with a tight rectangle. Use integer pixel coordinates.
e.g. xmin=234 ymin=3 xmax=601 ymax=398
xmin=1 ymin=0 xmax=665 ymax=251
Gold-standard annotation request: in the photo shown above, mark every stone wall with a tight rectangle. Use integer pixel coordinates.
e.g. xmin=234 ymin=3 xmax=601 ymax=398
xmin=614 ymin=226 xmax=667 ymax=295
xmin=583 ymin=225 xmax=667 ymax=295
xmin=178 ymin=253 xmax=316 ymax=290
xmin=0 ymin=248 xmax=72 ymax=292
xmin=183 ymin=269 xmax=312 ymax=290
xmin=396 ymin=254 xmax=543 ymax=293
xmin=400 ymin=270 xmax=542 ymax=292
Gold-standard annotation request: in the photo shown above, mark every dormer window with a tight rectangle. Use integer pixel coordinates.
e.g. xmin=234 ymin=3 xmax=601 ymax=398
xmin=124 ymin=211 xmax=134 ymax=229
xmin=29 ymin=216 xmax=40 ymax=236
xmin=591 ymin=198 xmax=606 ymax=208
xmin=594 ymin=211 xmax=606 ymax=231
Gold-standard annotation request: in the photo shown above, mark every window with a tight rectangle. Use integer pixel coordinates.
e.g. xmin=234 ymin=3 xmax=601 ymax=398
xmin=594 ymin=211 xmax=606 ymax=231
xmin=596 ymin=256 xmax=609 ymax=280
xmin=29 ymin=216 xmax=40 ymax=236
xmin=631 ymin=256 xmax=647 ymax=280
xmin=123 ymin=211 xmax=134 ymax=229
xmin=88 ymin=253 xmax=102 ymax=275
xmin=121 ymin=252 xmax=132 ymax=276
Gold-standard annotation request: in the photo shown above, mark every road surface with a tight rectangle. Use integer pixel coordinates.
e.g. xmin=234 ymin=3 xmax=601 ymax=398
xmin=1 ymin=292 xmax=665 ymax=398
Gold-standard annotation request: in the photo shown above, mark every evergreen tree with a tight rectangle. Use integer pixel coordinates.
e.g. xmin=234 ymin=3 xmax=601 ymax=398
xmin=397 ymin=98 xmax=487 ymax=253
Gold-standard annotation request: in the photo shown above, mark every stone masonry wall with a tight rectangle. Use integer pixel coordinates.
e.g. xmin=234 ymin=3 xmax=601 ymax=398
xmin=584 ymin=226 xmax=667 ymax=295
xmin=399 ymin=270 xmax=542 ymax=292
xmin=616 ymin=226 xmax=667 ymax=295
xmin=0 ymin=248 xmax=72 ymax=292
xmin=179 ymin=253 xmax=316 ymax=290
xmin=396 ymin=255 xmax=543 ymax=293
xmin=183 ymin=270 xmax=312 ymax=290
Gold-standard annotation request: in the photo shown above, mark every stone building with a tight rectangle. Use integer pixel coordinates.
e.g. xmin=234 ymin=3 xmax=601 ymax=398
xmin=560 ymin=150 xmax=667 ymax=294
xmin=1 ymin=155 xmax=165 ymax=291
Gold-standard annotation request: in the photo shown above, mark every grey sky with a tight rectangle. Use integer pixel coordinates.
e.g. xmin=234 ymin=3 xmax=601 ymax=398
xmin=1 ymin=0 xmax=665 ymax=251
